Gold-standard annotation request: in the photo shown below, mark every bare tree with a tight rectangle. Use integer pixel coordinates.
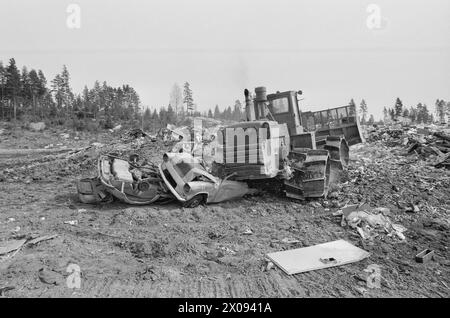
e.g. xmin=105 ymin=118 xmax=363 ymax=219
xmin=169 ymin=83 xmax=183 ymax=115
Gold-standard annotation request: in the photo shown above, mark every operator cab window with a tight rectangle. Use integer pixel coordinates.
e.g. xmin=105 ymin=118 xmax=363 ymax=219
xmin=271 ymin=97 xmax=289 ymax=114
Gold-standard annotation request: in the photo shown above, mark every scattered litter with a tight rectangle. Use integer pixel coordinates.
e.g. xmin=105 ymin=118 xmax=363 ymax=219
xmin=281 ymin=238 xmax=301 ymax=244
xmin=91 ymin=142 xmax=104 ymax=148
xmin=341 ymin=207 xmax=407 ymax=241
xmin=0 ymin=286 xmax=15 ymax=296
xmin=26 ymin=234 xmax=58 ymax=246
xmin=219 ymin=246 xmax=236 ymax=255
xmin=111 ymin=124 xmax=122 ymax=132
xmin=64 ymin=220 xmax=78 ymax=226
xmin=77 ymin=209 xmax=87 ymax=213
xmin=38 ymin=268 xmax=62 ymax=285
xmin=242 ymin=228 xmax=253 ymax=235
xmin=415 ymin=249 xmax=435 ymax=263
xmin=267 ymin=239 xmax=370 ymax=275
xmin=355 ymin=287 xmax=367 ymax=295
xmin=341 ymin=204 xmax=359 ymax=216
xmin=367 ymin=125 xmax=450 ymax=169
xmin=7 ymin=218 xmax=15 ymax=223
xmin=265 ymin=261 xmax=275 ymax=271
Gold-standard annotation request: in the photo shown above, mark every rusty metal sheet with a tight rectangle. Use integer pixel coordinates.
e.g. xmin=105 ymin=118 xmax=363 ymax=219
xmin=267 ymin=239 xmax=370 ymax=275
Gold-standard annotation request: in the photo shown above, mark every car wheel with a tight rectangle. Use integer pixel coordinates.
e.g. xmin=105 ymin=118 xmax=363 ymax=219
xmin=182 ymin=194 xmax=206 ymax=208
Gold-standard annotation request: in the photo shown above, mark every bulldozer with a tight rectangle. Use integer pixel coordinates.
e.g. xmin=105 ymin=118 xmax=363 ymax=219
xmin=212 ymin=87 xmax=364 ymax=199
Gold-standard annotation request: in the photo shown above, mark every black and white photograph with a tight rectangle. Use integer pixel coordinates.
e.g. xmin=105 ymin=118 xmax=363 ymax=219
xmin=0 ymin=0 xmax=449 ymax=303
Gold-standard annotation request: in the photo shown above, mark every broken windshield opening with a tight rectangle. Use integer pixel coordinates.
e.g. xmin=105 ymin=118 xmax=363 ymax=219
xmin=173 ymin=161 xmax=204 ymax=178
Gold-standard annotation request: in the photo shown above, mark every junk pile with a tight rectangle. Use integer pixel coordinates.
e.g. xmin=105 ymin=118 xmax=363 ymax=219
xmin=77 ymin=153 xmax=174 ymax=205
xmin=165 ymin=124 xmax=219 ymax=166
xmin=366 ymin=125 xmax=450 ymax=169
xmin=338 ymin=205 xmax=407 ymax=241
xmin=0 ymin=128 xmax=171 ymax=183
xmin=77 ymin=151 xmax=254 ymax=207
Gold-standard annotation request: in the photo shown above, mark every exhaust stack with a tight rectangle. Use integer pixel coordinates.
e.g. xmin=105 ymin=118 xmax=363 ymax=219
xmin=244 ymin=89 xmax=256 ymax=121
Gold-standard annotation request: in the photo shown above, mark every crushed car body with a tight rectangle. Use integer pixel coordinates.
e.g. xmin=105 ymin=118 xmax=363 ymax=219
xmin=77 ymin=154 xmax=174 ymax=205
xmin=77 ymin=152 xmax=254 ymax=207
xmin=159 ymin=152 xmax=256 ymax=208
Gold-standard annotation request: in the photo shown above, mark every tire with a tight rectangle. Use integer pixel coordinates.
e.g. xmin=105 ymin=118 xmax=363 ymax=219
xmin=182 ymin=194 xmax=206 ymax=208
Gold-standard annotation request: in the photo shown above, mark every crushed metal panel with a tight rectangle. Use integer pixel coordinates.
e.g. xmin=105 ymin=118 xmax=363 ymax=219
xmin=267 ymin=239 xmax=370 ymax=275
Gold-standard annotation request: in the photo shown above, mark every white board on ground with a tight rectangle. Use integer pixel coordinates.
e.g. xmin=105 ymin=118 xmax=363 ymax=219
xmin=267 ymin=239 xmax=370 ymax=275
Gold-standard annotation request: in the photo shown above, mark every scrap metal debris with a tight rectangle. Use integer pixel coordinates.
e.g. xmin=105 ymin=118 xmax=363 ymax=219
xmin=341 ymin=207 xmax=407 ymax=241
xmin=26 ymin=234 xmax=58 ymax=246
xmin=415 ymin=249 xmax=435 ymax=263
xmin=366 ymin=124 xmax=450 ymax=169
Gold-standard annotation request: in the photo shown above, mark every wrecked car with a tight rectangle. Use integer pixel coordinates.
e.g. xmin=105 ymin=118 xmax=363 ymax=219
xmin=159 ymin=152 xmax=255 ymax=208
xmin=77 ymin=154 xmax=174 ymax=205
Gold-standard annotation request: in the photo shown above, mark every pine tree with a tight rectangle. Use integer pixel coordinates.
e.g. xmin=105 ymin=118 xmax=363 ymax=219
xmin=417 ymin=103 xmax=430 ymax=123
xmin=28 ymin=69 xmax=40 ymax=119
xmin=5 ymin=58 xmax=21 ymax=118
xmin=435 ymin=99 xmax=446 ymax=123
xmin=408 ymin=106 xmax=417 ymax=123
xmin=143 ymin=107 xmax=151 ymax=120
xmin=159 ymin=106 xmax=168 ymax=125
xmin=151 ymin=109 xmax=159 ymax=121
xmin=389 ymin=108 xmax=395 ymax=120
xmin=167 ymin=104 xmax=176 ymax=124
xmin=207 ymin=109 xmax=213 ymax=118
xmin=394 ymin=98 xmax=403 ymax=117
xmin=402 ymin=108 xmax=409 ymax=118
xmin=213 ymin=104 xmax=220 ymax=119
xmin=183 ymin=82 xmax=194 ymax=114
xmin=225 ymin=106 xmax=232 ymax=120
xmin=21 ymin=66 xmax=31 ymax=101
xmin=51 ymin=74 xmax=63 ymax=110
xmin=359 ymin=99 xmax=368 ymax=124
xmin=348 ymin=99 xmax=356 ymax=116
xmin=170 ymin=83 xmax=183 ymax=115
xmin=60 ymin=65 xmax=74 ymax=111
xmin=233 ymin=100 xmax=242 ymax=121
xmin=0 ymin=62 xmax=5 ymax=118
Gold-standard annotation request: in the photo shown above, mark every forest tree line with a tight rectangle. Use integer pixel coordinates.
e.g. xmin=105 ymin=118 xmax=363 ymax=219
xmin=0 ymin=58 xmax=245 ymax=131
xmin=354 ymin=97 xmax=449 ymax=125
xmin=0 ymin=58 xmax=141 ymax=129
xmin=1 ymin=58 xmax=448 ymax=132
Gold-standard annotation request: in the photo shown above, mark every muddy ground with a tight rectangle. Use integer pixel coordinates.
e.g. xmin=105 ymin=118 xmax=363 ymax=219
xmin=0 ymin=127 xmax=449 ymax=297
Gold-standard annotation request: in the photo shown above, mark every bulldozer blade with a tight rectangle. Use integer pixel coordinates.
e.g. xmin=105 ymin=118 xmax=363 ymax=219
xmin=323 ymin=136 xmax=349 ymax=170
xmin=284 ymin=183 xmax=305 ymax=200
xmin=329 ymin=159 xmax=344 ymax=184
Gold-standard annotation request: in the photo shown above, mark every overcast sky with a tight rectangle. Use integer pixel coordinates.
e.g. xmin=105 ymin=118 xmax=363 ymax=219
xmin=0 ymin=0 xmax=449 ymax=119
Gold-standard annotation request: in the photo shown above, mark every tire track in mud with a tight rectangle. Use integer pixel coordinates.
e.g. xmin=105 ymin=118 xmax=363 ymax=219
xmin=69 ymin=273 xmax=310 ymax=297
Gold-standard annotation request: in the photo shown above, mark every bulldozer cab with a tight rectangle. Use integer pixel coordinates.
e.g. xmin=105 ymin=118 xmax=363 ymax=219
xmin=266 ymin=90 xmax=364 ymax=146
xmin=266 ymin=91 xmax=303 ymax=136
xmin=249 ymin=87 xmax=364 ymax=147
